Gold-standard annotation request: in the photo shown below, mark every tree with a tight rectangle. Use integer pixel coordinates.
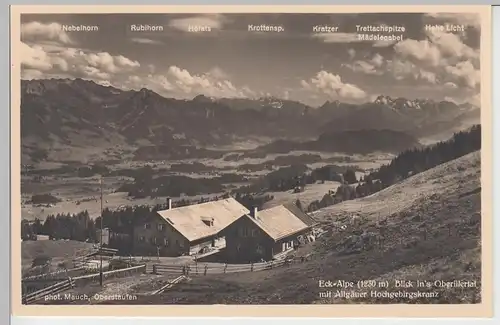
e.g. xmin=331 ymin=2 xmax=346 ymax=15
xmin=335 ymin=184 xmax=357 ymax=202
xmin=21 ymin=220 xmax=34 ymax=240
xmin=320 ymin=193 xmax=335 ymax=207
xmin=343 ymin=169 xmax=357 ymax=184
xmin=32 ymin=255 xmax=51 ymax=268
xmin=307 ymin=200 xmax=321 ymax=212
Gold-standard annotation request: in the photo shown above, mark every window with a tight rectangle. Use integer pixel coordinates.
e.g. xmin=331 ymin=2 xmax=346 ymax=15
xmin=144 ymin=223 xmax=151 ymax=230
xmin=256 ymin=244 xmax=264 ymax=255
xmin=201 ymin=218 xmax=213 ymax=227
xmin=236 ymin=244 xmax=241 ymax=252
xmin=139 ymin=236 xmax=145 ymax=242
xmin=251 ymin=229 xmax=258 ymax=237
xmin=164 ymin=238 xmax=169 ymax=247
xmin=157 ymin=224 xmax=165 ymax=231
xmin=241 ymin=227 xmax=249 ymax=237
xmin=150 ymin=237 xmax=157 ymax=245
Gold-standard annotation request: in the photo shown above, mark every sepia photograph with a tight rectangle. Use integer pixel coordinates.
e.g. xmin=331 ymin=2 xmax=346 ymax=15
xmin=12 ymin=5 xmax=492 ymax=315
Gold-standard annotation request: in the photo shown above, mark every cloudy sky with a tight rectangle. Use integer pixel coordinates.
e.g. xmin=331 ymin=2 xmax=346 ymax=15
xmin=19 ymin=12 xmax=481 ymax=107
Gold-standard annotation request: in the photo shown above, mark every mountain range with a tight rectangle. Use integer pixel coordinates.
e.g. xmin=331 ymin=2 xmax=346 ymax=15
xmin=20 ymin=78 xmax=480 ymax=163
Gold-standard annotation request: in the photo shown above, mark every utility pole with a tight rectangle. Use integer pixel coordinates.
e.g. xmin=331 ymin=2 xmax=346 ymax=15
xmin=99 ymin=176 xmax=104 ymax=287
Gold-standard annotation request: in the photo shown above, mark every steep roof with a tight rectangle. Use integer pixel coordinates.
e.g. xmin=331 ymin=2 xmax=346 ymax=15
xmin=157 ymin=198 xmax=249 ymax=242
xmin=246 ymin=205 xmax=311 ymax=241
xmin=282 ymin=203 xmax=318 ymax=227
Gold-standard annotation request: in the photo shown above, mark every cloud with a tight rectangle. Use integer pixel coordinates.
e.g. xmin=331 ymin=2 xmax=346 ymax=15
xmin=125 ymin=74 xmax=173 ymax=93
xmin=312 ymin=33 xmax=360 ymax=43
xmin=85 ymin=52 xmax=140 ymax=74
xmin=206 ymin=66 xmax=230 ymax=80
xmin=301 ymin=70 xmax=367 ymax=102
xmin=343 ymin=53 xmax=385 ymax=75
xmin=168 ymin=14 xmax=227 ymax=32
xmin=393 ymin=39 xmax=442 ymax=67
xmin=343 ymin=61 xmax=380 ymax=75
xmin=445 ymin=92 xmax=480 ymax=107
xmin=445 ymin=60 xmax=480 ymax=89
xmin=385 ymin=59 xmax=414 ymax=80
xmin=343 ymin=26 xmax=480 ymax=94
xmin=115 ymin=55 xmax=140 ymax=69
xmin=469 ymin=93 xmax=480 ymax=107
xmin=343 ymin=53 xmax=441 ymax=86
xmin=20 ymin=42 xmax=141 ymax=81
xmin=20 ymin=43 xmax=53 ymax=71
xmin=393 ymin=28 xmax=479 ymax=69
xmin=21 ymin=32 xmax=252 ymax=100
xmin=347 ymin=49 xmax=356 ymax=60
xmin=444 ymin=82 xmax=458 ymax=89
xmin=79 ymin=66 xmax=111 ymax=80
xmin=21 ymin=21 xmax=73 ymax=45
xmin=424 ymin=13 xmax=481 ymax=29
xmin=125 ymin=66 xmax=255 ymax=99
xmin=393 ymin=30 xmax=479 ymax=89
xmin=130 ymin=38 xmax=163 ymax=45
xmin=167 ymin=66 xmax=253 ymax=98
xmin=385 ymin=59 xmax=438 ymax=84
xmin=418 ymin=69 xmax=438 ymax=84
xmin=371 ymin=54 xmax=384 ymax=67
xmin=282 ymin=90 xmax=290 ymax=100
xmin=426 ymin=29 xmax=479 ymax=62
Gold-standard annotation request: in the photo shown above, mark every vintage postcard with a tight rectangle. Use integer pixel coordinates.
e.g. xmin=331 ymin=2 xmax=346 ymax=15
xmin=11 ymin=5 xmax=493 ymax=318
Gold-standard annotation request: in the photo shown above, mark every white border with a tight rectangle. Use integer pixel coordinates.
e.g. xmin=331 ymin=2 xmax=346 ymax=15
xmin=7 ymin=2 xmax=499 ymax=324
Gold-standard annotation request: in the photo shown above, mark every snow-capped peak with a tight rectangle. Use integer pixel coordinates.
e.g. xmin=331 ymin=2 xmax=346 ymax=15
xmin=374 ymin=95 xmax=422 ymax=110
xmin=259 ymin=96 xmax=284 ymax=109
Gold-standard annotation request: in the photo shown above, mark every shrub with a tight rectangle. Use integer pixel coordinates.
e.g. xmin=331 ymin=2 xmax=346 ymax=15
xmin=32 ymin=255 xmax=51 ymax=268
xmin=31 ymin=194 xmax=60 ymax=205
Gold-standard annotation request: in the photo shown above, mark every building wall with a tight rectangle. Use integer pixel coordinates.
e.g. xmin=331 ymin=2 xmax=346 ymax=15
xmin=96 ymin=228 xmax=110 ymax=245
xmin=273 ymin=228 xmax=311 ymax=255
xmin=223 ymin=216 xmax=313 ymax=262
xmin=189 ymin=237 xmax=217 ymax=256
xmin=223 ymin=216 xmax=275 ymax=263
xmin=133 ymin=215 xmax=191 ymax=257
xmin=109 ymin=232 xmax=132 ymax=255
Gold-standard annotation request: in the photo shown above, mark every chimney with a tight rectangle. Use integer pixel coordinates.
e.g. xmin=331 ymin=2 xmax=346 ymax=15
xmin=166 ymin=197 xmax=172 ymax=210
xmin=250 ymin=206 xmax=258 ymax=219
